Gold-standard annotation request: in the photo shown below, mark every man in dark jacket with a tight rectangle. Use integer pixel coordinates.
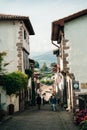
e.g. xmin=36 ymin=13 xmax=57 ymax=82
xmin=36 ymin=94 xmax=41 ymax=110
xmin=52 ymin=95 xmax=56 ymax=111
xmin=49 ymin=95 xmax=56 ymax=111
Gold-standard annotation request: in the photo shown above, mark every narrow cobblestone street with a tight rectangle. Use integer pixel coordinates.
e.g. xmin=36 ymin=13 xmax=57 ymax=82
xmin=0 ymin=104 xmax=79 ymax=130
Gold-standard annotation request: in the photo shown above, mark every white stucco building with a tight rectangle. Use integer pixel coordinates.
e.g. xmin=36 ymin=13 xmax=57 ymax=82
xmin=51 ymin=9 xmax=87 ymax=111
xmin=0 ymin=14 xmax=35 ymax=112
xmin=0 ymin=14 xmax=34 ymax=72
xmin=64 ymin=11 xmax=87 ymax=86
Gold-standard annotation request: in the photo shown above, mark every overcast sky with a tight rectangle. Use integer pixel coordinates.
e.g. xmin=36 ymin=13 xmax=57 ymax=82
xmin=0 ymin=0 xmax=87 ymax=56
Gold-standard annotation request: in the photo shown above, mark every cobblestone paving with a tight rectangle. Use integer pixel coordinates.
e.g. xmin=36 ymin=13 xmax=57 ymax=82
xmin=0 ymin=105 xmax=79 ymax=130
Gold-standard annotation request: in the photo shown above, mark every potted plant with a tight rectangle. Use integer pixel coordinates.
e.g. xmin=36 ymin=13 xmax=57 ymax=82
xmin=79 ymin=120 xmax=87 ymax=130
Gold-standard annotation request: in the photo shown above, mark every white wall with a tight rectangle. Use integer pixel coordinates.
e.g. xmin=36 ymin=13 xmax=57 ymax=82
xmin=22 ymin=23 xmax=30 ymax=53
xmin=7 ymin=94 xmax=19 ymax=112
xmin=0 ymin=21 xmax=19 ymax=72
xmin=64 ymin=15 xmax=87 ymax=84
xmin=0 ymin=21 xmax=30 ymax=73
xmin=0 ymin=20 xmax=30 ymax=112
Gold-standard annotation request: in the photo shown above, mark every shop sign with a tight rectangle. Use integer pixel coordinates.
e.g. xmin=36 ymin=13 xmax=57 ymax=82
xmin=73 ymin=81 xmax=79 ymax=90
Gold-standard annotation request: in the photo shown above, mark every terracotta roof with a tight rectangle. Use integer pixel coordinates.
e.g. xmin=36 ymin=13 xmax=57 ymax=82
xmin=51 ymin=9 xmax=87 ymax=41
xmin=53 ymin=9 xmax=87 ymax=26
xmin=0 ymin=14 xmax=35 ymax=35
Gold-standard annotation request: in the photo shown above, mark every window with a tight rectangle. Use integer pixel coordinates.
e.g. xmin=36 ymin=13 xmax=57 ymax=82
xmin=24 ymin=30 xmax=26 ymax=39
xmin=23 ymin=50 xmax=29 ymax=70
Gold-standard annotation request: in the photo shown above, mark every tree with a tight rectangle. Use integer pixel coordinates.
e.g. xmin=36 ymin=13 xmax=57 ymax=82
xmin=25 ymin=69 xmax=33 ymax=78
xmin=40 ymin=78 xmax=54 ymax=85
xmin=40 ymin=62 xmax=48 ymax=72
xmin=4 ymin=71 xmax=28 ymax=95
xmin=0 ymin=51 xmax=9 ymax=85
xmin=34 ymin=61 xmax=40 ymax=68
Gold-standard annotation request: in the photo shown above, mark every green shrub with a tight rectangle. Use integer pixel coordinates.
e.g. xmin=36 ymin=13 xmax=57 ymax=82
xmin=40 ymin=78 xmax=53 ymax=85
xmin=0 ymin=75 xmax=7 ymax=86
xmin=4 ymin=71 xmax=28 ymax=95
xmin=79 ymin=120 xmax=87 ymax=130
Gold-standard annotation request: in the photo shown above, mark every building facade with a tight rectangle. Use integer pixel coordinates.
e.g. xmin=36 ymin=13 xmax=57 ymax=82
xmin=0 ymin=14 xmax=35 ymax=112
xmin=51 ymin=9 xmax=87 ymax=111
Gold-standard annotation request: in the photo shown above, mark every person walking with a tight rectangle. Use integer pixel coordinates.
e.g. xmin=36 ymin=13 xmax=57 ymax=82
xmin=36 ymin=94 xmax=41 ymax=110
xmin=49 ymin=95 xmax=53 ymax=111
xmin=52 ymin=95 xmax=57 ymax=111
xmin=49 ymin=95 xmax=57 ymax=111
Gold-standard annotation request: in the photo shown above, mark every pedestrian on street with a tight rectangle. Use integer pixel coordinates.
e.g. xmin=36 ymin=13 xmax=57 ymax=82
xmin=52 ymin=95 xmax=57 ymax=111
xmin=49 ymin=95 xmax=57 ymax=111
xmin=49 ymin=95 xmax=53 ymax=110
xmin=36 ymin=94 xmax=41 ymax=110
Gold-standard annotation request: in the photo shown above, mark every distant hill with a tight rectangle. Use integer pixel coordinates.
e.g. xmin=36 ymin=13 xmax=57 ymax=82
xmin=30 ymin=51 xmax=56 ymax=67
